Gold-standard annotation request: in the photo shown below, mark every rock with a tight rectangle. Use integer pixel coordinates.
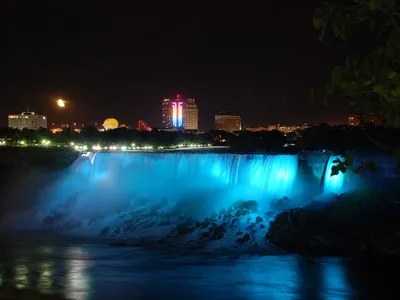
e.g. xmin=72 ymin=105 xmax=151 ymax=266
xmin=237 ymin=233 xmax=251 ymax=243
xmin=243 ymin=200 xmax=258 ymax=212
xmin=100 ymin=226 xmax=110 ymax=236
xmin=200 ymin=231 xmax=210 ymax=240
xmin=266 ymin=191 xmax=400 ymax=256
xmin=176 ymin=219 xmax=197 ymax=236
xmin=209 ymin=223 xmax=227 ymax=240
xmin=256 ymin=216 xmax=263 ymax=223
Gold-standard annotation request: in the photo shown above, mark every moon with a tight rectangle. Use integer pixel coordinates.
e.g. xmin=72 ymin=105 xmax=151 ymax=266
xmin=57 ymin=99 xmax=65 ymax=107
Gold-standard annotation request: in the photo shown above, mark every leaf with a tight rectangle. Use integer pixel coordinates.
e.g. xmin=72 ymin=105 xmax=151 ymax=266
xmin=313 ymin=9 xmax=324 ymax=29
xmin=390 ymin=87 xmax=400 ymax=97
xmin=369 ymin=0 xmax=377 ymax=10
xmin=331 ymin=165 xmax=339 ymax=176
xmin=364 ymin=80 xmax=372 ymax=87
xmin=373 ymin=84 xmax=387 ymax=96
xmin=355 ymin=6 xmax=370 ymax=21
xmin=361 ymin=60 xmax=372 ymax=74
xmin=385 ymin=46 xmax=396 ymax=59
xmin=389 ymin=71 xmax=397 ymax=79
xmin=344 ymin=154 xmax=354 ymax=167
xmin=331 ymin=66 xmax=344 ymax=86
xmin=338 ymin=164 xmax=347 ymax=173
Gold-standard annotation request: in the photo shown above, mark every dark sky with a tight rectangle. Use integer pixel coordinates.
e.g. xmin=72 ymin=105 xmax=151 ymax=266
xmin=1 ymin=0 xmax=355 ymax=131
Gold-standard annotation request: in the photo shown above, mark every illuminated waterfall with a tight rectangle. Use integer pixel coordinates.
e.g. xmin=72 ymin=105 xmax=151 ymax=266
xmin=79 ymin=152 xmax=300 ymax=200
xmin=3 ymin=151 xmax=362 ymax=233
xmin=323 ymin=156 xmax=346 ymax=194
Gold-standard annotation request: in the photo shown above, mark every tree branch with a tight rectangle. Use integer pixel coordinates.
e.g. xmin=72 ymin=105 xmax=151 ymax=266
xmin=362 ymin=127 xmax=395 ymax=151
xmin=329 ymin=90 xmax=375 ymax=97
xmin=353 ymin=0 xmax=400 ymax=16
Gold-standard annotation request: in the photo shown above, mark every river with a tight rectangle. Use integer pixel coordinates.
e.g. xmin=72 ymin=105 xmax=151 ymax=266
xmin=0 ymin=234 xmax=398 ymax=300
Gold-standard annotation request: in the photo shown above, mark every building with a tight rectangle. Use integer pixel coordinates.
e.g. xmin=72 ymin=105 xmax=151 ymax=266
xmin=184 ymin=98 xmax=198 ymax=132
xmin=277 ymin=124 xmax=309 ymax=134
xmin=161 ymin=94 xmax=184 ymax=130
xmin=215 ymin=112 xmax=241 ymax=132
xmin=245 ymin=127 xmax=269 ymax=132
xmin=161 ymin=98 xmax=172 ymax=128
xmin=348 ymin=114 xmax=360 ymax=126
xmin=348 ymin=113 xmax=382 ymax=127
xmin=8 ymin=111 xmax=47 ymax=130
xmin=267 ymin=124 xmax=278 ymax=131
xmin=171 ymin=99 xmax=184 ymax=129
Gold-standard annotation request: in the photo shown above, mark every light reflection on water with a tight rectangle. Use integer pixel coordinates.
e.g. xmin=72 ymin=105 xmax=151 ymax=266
xmin=0 ymin=237 xmax=399 ymax=300
xmin=65 ymin=248 xmax=92 ymax=300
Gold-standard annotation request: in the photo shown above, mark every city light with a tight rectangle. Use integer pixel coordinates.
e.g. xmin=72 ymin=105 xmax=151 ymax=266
xmin=172 ymin=102 xmax=177 ymax=127
xmin=57 ymin=99 xmax=65 ymax=108
xmin=3 ymin=138 xmax=215 ymax=151
xmin=171 ymin=101 xmax=183 ymax=128
xmin=177 ymin=102 xmax=183 ymax=127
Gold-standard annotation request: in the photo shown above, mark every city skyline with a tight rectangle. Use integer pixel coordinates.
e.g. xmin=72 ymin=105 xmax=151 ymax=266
xmin=1 ymin=0 xmax=356 ymax=130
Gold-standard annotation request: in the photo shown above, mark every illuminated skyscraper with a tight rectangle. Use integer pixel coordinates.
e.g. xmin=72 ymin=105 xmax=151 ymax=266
xmin=161 ymin=98 xmax=172 ymax=128
xmin=184 ymin=98 xmax=198 ymax=132
xmin=161 ymin=94 xmax=184 ymax=129
xmin=171 ymin=99 xmax=184 ymax=129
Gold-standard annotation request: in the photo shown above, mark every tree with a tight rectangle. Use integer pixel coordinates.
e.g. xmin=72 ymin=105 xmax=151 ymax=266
xmin=313 ymin=0 xmax=400 ymax=126
xmin=313 ymin=0 xmax=400 ymax=174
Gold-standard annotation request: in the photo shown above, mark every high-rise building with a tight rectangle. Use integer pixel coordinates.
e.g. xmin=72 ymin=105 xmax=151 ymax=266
xmin=171 ymin=99 xmax=184 ymax=129
xmin=8 ymin=111 xmax=47 ymax=130
xmin=161 ymin=98 xmax=172 ymax=128
xmin=184 ymin=98 xmax=198 ymax=132
xmin=161 ymin=94 xmax=185 ymax=129
xmin=215 ymin=112 xmax=241 ymax=132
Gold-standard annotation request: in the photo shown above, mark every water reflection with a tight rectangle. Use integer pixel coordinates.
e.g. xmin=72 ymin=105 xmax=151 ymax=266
xmin=323 ymin=259 xmax=351 ymax=300
xmin=238 ymin=255 xmax=298 ymax=300
xmin=65 ymin=247 xmax=92 ymax=300
xmin=0 ymin=240 xmax=399 ymax=299
xmin=37 ymin=261 xmax=53 ymax=294
xmin=14 ymin=260 xmax=29 ymax=289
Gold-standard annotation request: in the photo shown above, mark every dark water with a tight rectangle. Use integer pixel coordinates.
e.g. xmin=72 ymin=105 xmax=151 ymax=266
xmin=0 ymin=235 xmax=398 ymax=300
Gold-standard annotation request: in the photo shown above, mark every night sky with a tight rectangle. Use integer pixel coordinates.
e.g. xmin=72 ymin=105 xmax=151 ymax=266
xmin=1 ymin=0 xmax=354 ymax=131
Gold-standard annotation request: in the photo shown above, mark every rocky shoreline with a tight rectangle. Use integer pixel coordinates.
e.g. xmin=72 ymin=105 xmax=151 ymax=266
xmin=100 ymin=200 xmax=280 ymax=254
xmin=266 ymin=190 xmax=400 ymax=257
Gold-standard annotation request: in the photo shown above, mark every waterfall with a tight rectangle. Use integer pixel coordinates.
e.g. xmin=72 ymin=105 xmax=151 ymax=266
xmin=77 ymin=152 xmax=300 ymax=199
xmin=3 ymin=151 xmax=362 ymax=234
xmin=323 ymin=156 xmax=346 ymax=194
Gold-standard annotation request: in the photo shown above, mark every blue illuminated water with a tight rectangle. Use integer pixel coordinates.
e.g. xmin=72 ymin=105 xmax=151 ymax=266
xmin=0 ymin=236 xmax=399 ymax=300
xmin=75 ymin=152 xmax=300 ymax=202
xmin=323 ymin=156 xmax=346 ymax=194
xmin=3 ymin=152 xmax=353 ymax=236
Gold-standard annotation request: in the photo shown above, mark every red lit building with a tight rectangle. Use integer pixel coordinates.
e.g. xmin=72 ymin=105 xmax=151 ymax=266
xmin=348 ymin=113 xmax=382 ymax=127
